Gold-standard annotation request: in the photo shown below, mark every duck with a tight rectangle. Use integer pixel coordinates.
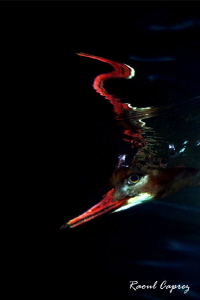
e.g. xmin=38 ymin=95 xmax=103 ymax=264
xmin=61 ymin=53 xmax=200 ymax=229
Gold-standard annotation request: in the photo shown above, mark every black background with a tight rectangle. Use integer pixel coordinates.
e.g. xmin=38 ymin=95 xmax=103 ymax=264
xmin=12 ymin=3 xmax=200 ymax=300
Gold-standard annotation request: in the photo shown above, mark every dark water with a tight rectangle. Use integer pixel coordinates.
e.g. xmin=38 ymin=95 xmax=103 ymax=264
xmin=26 ymin=4 xmax=200 ymax=300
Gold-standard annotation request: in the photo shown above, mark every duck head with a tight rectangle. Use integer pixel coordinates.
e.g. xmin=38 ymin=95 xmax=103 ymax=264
xmin=61 ymin=166 xmax=200 ymax=228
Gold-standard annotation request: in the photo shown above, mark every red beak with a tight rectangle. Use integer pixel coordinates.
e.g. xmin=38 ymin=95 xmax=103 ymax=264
xmin=61 ymin=188 xmax=127 ymax=229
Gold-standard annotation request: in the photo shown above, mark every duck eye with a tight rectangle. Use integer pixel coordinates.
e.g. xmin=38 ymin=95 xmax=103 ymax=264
xmin=128 ymin=175 xmax=139 ymax=184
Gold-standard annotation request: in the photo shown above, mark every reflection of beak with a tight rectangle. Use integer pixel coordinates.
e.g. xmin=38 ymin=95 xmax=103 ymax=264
xmin=60 ymin=188 xmax=128 ymax=229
